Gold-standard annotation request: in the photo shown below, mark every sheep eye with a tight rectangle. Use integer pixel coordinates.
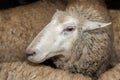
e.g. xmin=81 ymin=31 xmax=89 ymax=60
xmin=64 ymin=26 xmax=75 ymax=32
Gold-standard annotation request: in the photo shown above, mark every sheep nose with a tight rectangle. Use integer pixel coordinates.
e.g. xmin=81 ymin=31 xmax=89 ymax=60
xmin=25 ymin=50 xmax=36 ymax=56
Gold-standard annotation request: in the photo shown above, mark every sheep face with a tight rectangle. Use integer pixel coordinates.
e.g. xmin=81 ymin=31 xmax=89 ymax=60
xmin=26 ymin=10 xmax=111 ymax=63
xmin=26 ymin=11 xmax=79 ymax=63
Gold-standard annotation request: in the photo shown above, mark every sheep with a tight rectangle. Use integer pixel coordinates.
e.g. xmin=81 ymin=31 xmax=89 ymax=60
xmin=98 ymin=10 xmax=120 ymax=80
xmin=109 ymin=10 xmax=120 ymax=66
xmin=0 ymin=61 xmax=91 ymax=80
xmin=26 ymin=0 xmax=113 ymax=79
xmin=0 ymin=0 xmax=92 ymax=80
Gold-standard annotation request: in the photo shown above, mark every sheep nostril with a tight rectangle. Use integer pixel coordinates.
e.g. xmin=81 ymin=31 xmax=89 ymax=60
xmin=26 ymin=51 xmax=36 ymax=56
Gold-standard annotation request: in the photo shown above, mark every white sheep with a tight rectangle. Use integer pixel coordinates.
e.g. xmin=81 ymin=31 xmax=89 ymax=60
xmin=26 ymin=0 xmax=113 ymax=79
xmin=1 ymin=0 xmax=120 ymax=80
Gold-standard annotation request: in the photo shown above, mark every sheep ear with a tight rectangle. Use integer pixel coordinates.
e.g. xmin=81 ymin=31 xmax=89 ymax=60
xmin=82 ymin=21 xmax=112 ymax=31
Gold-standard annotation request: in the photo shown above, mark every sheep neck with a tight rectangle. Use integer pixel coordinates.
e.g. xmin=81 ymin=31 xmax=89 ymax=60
xmin=53 ymin=31 xmax=87 ymax=71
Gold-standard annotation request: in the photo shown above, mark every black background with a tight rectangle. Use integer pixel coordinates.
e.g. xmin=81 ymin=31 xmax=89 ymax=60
xmin=0 ymin=0 xmax=119 ymax=10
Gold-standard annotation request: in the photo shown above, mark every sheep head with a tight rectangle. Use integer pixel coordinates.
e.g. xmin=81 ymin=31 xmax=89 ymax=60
xmin=25 ymin=10 xmax=111 ymax=64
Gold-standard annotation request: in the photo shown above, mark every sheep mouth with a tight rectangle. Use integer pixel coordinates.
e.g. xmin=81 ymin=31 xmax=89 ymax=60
xmin=27 ymin=55 xmax=47 ymax=63
xmin=26 ymin=52 xmax=62 ymax=63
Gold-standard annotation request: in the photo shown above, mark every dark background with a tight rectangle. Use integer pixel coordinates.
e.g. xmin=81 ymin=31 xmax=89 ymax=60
xmin=0 ymin=0 xmax=39 ymax=9
xmin=105 ymin=0 xmax=120 ymax=9
xmin=0 ymin=0 xmax=120 ymax=10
